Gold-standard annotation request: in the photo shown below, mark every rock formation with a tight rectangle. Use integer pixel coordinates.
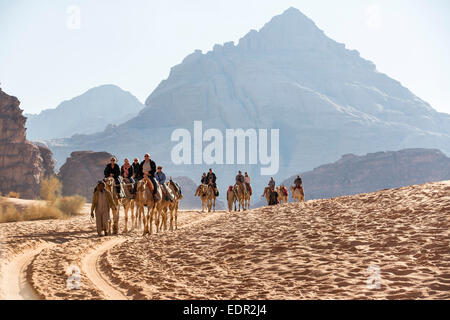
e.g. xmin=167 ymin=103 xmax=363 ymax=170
xmin=47 ymin=7 xmax=450 ymax=197
xmin=58 ymin=151 xmax=113 ymax=200
xmin=255 ymin=148 xmax=450 ymax=206
xmin=0 ymin=89 xmax=54 ymax=198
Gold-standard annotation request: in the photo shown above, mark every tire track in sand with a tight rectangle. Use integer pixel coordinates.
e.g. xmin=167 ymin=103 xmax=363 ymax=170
xmin=1 ymin=243 xmax=53 ymax=300
xmin=81 ymin=238 xmax=128 ymax=300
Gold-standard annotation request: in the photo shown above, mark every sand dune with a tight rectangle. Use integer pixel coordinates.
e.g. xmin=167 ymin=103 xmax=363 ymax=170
xmin=0 ymin=181 xmax=449 ymax=300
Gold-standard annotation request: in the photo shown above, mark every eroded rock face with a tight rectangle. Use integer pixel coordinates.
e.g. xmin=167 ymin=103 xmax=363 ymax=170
xmin=0 ymin=89 xmax=53 ymax=199
xmin=59 ymin=151 xmax=113 ymax=200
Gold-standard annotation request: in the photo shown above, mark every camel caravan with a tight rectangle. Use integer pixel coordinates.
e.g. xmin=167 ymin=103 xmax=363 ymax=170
xmin=91 ymin=155 xmax=305 ymax=237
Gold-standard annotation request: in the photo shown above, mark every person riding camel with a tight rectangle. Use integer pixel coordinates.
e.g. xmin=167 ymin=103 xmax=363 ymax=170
xmin=235 ymin=170 xmax=246 ymax=193
xmin=121 ymin=158 xmax=135 ymax=196
xmin=90 ymin=181 xmax=116 ymax=237
xmin=244 ymin=172 xmax=252 ymax=196
xmin=294 ymin=175 xmax=303 ymax=189
xmin=131 ymin=157 xmax=140 ymax=194
xmin=155 ymin=166 xmax=174 ymax=201
xmin=104 ymin=157 xmax=121 ymax=196
xmin=196 ymin=173 xmax=208 ymax=196
xmin=268 ymin=177 xmax=275 ymax=191
xmin=206 ymin=168 xmax=219 ymax=196
xmin=139 ymin=153 xmax=159 ymax=200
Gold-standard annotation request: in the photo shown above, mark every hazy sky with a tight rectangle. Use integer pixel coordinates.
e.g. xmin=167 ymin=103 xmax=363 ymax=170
xmin=1 ymin=0 xmax=449 ymax=114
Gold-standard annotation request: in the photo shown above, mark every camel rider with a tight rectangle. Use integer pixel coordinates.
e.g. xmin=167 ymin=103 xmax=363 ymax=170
xmin=235 ymin=171 xmax=245 ymax=185
xmin=268 ymin=188 xmax=279 ymax=206
xmin=90 ymin=181 xmax=116 ymax=237
xmin=139 ymin=153 xmax=158 ymax=200
xmin=131 ymin=157 xmax=140 ymax=194
xmin=104 ymin=157 xmax=121 ymax=196
xmin=268 ymin=177 xmax=275 ymax=191
xmin=206 ymin=168 xmax=218 ymax=196
xmin=201 ymin=173 xmax=208 ymax=184
xmin=294 ymin=175 xmax=303 ymax=189
xmin=155 ymin=166 xmax=174 ymax=201
xmin=121 ymin=158 xmax=135 ymax=196
xmin=196 ymin=173 xmax=208 ymax=196
xmin=244 ymin=172 xmax=252 ymax=196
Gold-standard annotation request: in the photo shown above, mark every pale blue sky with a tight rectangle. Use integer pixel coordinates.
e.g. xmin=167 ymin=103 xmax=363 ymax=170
xmin=0 ymin=0 xmax=449 ymax=114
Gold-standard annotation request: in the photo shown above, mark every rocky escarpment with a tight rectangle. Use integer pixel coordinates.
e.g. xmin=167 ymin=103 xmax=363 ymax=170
xmin=58 ymin=151 xmax=113 ymax=200
xmin=0 ymin=89 xmax=54 ymax=199
xmin=255 ymin=148 xmax=450 ymax=206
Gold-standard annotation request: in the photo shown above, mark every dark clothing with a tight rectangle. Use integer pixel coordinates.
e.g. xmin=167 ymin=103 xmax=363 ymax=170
xmin=104 ymin=163 xmax=121 ymax=195
xmin=138 ymin=159 xmax=156 ymax=179
xmin=206 ymin=172 xmax=216 ymax=184
xmin=104 ymin=163 xmax=120 ymax=179
xmin=131 ymin=162 xmax=140 ymax=178
xmin=236 ymin=174 xmax=245 ymax=184
xmin=121 ymin=165 xmax=134 ymax=179
xmin=269 ymin=190 xmax=278 ymax=206
xmin=201 ymin=176 xmax=208 ymax=184
xmin=294 ymin=177 xmax=303 ymax=186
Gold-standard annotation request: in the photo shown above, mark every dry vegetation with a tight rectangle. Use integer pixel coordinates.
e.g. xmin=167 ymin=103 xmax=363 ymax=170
xmin=0 ymin=176 xmax=86 ymax=223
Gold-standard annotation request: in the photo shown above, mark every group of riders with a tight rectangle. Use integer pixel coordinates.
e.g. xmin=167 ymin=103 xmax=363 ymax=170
xmin=102 ymin=153 xmax=175 ymax=202
xmin=98 ymin=152 xmax=304 ymax=207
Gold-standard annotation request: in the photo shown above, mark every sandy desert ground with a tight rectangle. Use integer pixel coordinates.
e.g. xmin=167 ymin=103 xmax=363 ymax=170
xmin=0 ymin=181 xmax=449 ymax=300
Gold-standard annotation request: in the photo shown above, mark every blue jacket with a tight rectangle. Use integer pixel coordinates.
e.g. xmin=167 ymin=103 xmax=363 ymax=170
xmin=155 ymin=171 xmax=166 ymax=184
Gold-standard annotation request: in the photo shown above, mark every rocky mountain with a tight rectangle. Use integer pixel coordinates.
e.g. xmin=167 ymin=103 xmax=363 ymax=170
xmin=58 ymin=151 xmax=113 ymax=200
xmin=26 ymin=84 xmax=144 ymax=141
xmin=47 ymin=7 xmax=450 ymax=198
xmin=254 ymin=148 xmax=450 ymax=207
xmin=0 ymin=88 xmax=55 ymax=199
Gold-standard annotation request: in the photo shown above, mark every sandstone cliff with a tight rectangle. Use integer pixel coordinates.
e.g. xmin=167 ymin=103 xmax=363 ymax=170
xmin=0 ymin=89 xmax=53 ymax=199
xmin=58 ymin=151 xmax=113 ymax=200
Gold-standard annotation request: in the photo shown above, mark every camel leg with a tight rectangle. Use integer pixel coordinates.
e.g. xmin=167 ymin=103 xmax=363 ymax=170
xmin=123 ymin=203 xmax=128 ymax=233
xmin=175 ymin=202 xmax=178 ymax=230
xmin=142 ymin=206 xmax=148 ymax=236
xmin=148 ymin=206 xmax=153 ymax=235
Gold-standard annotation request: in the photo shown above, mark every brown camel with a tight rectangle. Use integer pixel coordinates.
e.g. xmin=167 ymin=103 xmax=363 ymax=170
xmin=167 ymin=179 xmax=183 ymax=230
xmin=233 ymin=183 xmax=248 ymax=211
xmin=290 ymin=185 xmax=305 ymax=202
xmin=227 ymin=186 xmax=237 ymax=212
xmin=195 ymin=184 xmax=210 ymax=212
xmin=277 ymin=185 xmax=289 ymax=204
xmin=136 ymin=178 xmax=162 ymax=235
xmin=104 ymin=177 xmax=120 ymax=235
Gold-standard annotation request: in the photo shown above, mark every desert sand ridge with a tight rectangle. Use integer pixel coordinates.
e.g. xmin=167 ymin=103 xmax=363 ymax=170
xmin=0 ymin=181 xmax=449 ymax=299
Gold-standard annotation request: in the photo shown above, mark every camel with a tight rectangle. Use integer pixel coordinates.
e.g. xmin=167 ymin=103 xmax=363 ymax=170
xmin=261 ymin=187 xmax=273 ymax=206
xmin=136 ymin=178 xmax=162 ymax=235
xmin=121 ymin=179 xmax=136 ymax=233
xmin=233 ymin=183 xmax=249 ymax=211
xmin=206 ymin=184 xmax=216 ymax=212
xmin=277 ymin=185 xmax=289 ymax=204
xmin=227 ymin=186 xmax=237 ymax=212
xmin=157 ymin=180 xmax=183 ymax=232
xmin=167 ymin=179 xmax=183 ymax=230
xmin=290 ymin=185 xmax=305 ymax=202
xmin=195 ymin=184 xmax=210 ymax=212
xmin=103 ymin=177 xmax=121 ymax=235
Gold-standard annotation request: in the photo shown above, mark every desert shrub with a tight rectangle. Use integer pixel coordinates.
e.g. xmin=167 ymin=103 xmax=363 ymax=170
xmin=53 ymin=195 xmax=85 ymax=216
xmin=40 ymin=175 xmax=62 ymax=201
xmin=0 ymin=203 xmax=63 ymax=223
xmin=7 ymin=191 xmax=20 ymax=199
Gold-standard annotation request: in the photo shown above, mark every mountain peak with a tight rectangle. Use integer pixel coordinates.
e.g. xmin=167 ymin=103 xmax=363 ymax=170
xmin=237 ymin=7 xmax=326 ymax=51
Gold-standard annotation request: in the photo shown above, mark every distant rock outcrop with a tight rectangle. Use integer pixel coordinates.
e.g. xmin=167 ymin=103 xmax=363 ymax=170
xmin=173 ymin=176 xmax=225 ymax=210
xmin=0 ymin=89 xmax=54 ymax=198
xmin=26 ymin=84 xmax=144 ymax=141
xmin=59 ymin=151 xmax=113 ymax=200
xmin=255 ymin=148 xmax=450 ymax=206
